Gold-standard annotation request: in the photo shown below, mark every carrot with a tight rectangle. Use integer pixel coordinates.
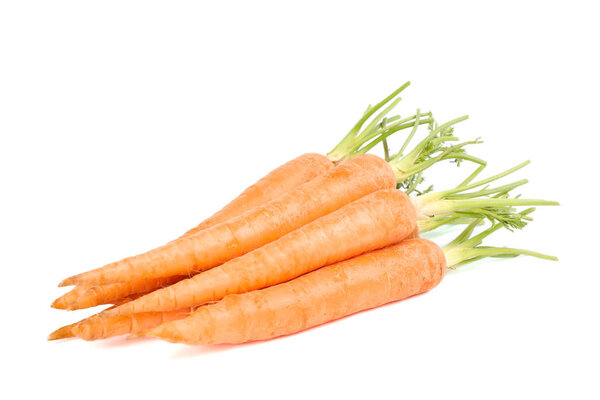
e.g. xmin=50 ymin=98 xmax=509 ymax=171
xmin=58 ymin=83 xmax=436 ymax=287
xmin=139 ymin=217 xmax=556 ymax=345
xmin=47 ymin=324 xmax=76 ymax=341
xmin=59 ymin=114 xmax=471 ymax=288
xmin=104 ymin=189 xmax=417 ymax=316
xmin=72 ymin=309 xmax=191 ymax=341
xmin=48 ymin=297 xmax=133 ymax=340
xmin=180 ymin=82 xmax=423 ymax=238
xmin=179 ymin=153 xmax=334 ymax=238
xmin=104 ymin=163 xmax=557 ymax=316
xmin=51 ymin=275 xmax=187 ymax=311
xmin=48 ymin=297 xmax=191 ymax=341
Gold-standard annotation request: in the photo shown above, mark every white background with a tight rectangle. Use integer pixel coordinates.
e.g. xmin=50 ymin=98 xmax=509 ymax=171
xmin=1 ymin=1 xmax=598 ymax=399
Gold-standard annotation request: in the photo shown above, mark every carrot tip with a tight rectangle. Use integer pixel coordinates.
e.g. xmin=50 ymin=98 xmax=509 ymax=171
xmin=48 ymin=326 xmax=75 ymax=341
xmin=58 ymin=278 xmax=74 ymax=287
xmin=51 ymin=299 xmax=66 ymax=310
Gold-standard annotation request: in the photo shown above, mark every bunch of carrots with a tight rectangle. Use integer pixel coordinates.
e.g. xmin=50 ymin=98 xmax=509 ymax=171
xmin=49 ymin=82 xmax=558 ymax=345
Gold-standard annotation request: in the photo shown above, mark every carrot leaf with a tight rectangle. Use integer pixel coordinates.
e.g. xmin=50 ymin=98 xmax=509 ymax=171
xmin=442 ymin=212 xmax=558 ymax=269
xmin=413 ymin=162 xmax=559 ymax=231
xmin=327 ymin=81 xmax=433 ymax=162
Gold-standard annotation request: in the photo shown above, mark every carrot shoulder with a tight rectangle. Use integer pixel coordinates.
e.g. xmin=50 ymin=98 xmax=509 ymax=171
xmin=105 ymin=188 xmax=417 ymax=316
xmin=140 ymin=238 xmax=446 ymax=345
xmin=62 ymin=154 xmax=396 ymax=286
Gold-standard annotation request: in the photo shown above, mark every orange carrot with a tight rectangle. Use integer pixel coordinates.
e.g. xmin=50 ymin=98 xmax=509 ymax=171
xmin=139 ymin=218 xmax=556 ymax=345
xmin=180 ymin=153 xmax=333 ymax=238
xmin=105 ymin=163 xmax=558 ymax=317
xmin=59 ymin=113 xmax=462 ymax=289
xmin=140 ymin=239 xmax=445 ymax=344
xmin=61 ymin=154 xmax=398 ymax=287
xmin=180 ymin=82 xmax=420 ymax=238
xmin=72 ymin=309 xmax=191 ymax=341
xmin=47 ymin=324 xmax=76 ymax=341
xmin=51 ymin=275 xmax=187 ymax=311
xmin=48 ymin=299 xmax=191 ymax=341
xmin=58 ymin=83 xmax=436 ymax=288
xmin=104 ymin=188 xmax=417 ymax=316
xmin=48 ymin=298 xmax=132 ymax=340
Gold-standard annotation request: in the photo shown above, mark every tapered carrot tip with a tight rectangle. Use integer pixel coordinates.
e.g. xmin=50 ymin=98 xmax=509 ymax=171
xmin=58 ymin=276 xmax=76 ymax=287
xmin=48 ymin=325 xmax=75 ymax=341
xmin=51 ymin=297 xmax=67 ymax=310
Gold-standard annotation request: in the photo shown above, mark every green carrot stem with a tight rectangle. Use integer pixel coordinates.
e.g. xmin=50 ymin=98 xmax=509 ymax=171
xmin=395 ymin=108 xmax=422 ymax=158
xmin=442 ymin=215 xmax=558 ymax=268
xmin=328 ymin=82 xmax=411 ymax=162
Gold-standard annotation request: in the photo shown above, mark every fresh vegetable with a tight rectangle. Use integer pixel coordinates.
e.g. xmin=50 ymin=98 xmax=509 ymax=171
xmin=180 ymin=82 xmax=421 ymax=238
xmin=51 ymin=275 xmax=187 ymax=311
xmin=136 ymin=216 xmax=556 ymax=345
xmin=103 ymin=163 xmax=557 ymax=316
xmin=48 ymin=297 xmax=136 ymax=340
xmin=49 ymin=302 xmax=191 ymax=341
xmin=72 ymin=309 xmax=191 ymax=341
xmin=58 ymin=83 xmax=437 ymax=288
xmin=59 ymin=115 xmax=473 ymax=288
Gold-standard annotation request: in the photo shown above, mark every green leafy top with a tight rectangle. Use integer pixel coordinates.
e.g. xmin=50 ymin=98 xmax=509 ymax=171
xmin=443 ymin=211 xmax=558 ymax=269
xmin=413 ymin=161 xmax=559 ymax=232
xmin=327 ymin=82 xmax=433 ymax=162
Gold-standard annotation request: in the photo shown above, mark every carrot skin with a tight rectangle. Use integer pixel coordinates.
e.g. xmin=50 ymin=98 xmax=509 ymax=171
xmin=72 ymin=309 xmax=191 ymax=341
xmin=47 ymin=324 xmax=76 ymax=341
xmin=63 ymin=154 xmax=396 ymax=286
xmin=144 ymin=238 xmax=446 ymax=345
xmin=106 ymin=188 xmax=417 ymax=316
xmin=58 ymin=153 xmax=332 ymax=287
xmin=51 ymin=275 xmax=187 ymax=311
xmin=180 ymin=153 xmax=334 ymax=237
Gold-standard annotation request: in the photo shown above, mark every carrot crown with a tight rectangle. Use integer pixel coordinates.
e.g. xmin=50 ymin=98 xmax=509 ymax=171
xmin=327 ymin=81 xmax=434 ymax=163
xmin=442 ymin=211 xmax=558 ymax=269
xmin=413 ymin=161 xmax=559 ymax=233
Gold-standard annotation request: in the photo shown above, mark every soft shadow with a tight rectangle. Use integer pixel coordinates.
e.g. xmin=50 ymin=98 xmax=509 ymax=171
xmin=90 ymin=335 xmax=154 ymax=349
xmin=171 ymin=339 xmax=264 ymax=359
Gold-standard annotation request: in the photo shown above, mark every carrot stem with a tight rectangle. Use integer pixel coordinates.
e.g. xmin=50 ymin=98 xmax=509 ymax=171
xmin=442 ymin=213 xmax=558 ymax=268
xmin=328 ymin=82 xmax=432 ymax=162
xmin=412 ymin=160 xmax=558 ymax=231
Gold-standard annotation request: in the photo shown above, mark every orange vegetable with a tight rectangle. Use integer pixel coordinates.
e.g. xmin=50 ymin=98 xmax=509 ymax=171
xmin=58 ymin=84 xmax=439 ymax=288
xmin=179 ymin=82 xmax=423 ymax=239
xmin=139 ymin=219 xmax=556 ymax=345
xmin=105 ymin=163 xmax=558 ymax=317
xmin=71 ymin=309 xmax=191 ymax=341
xmin=61 ymin=154 xmax=398 ymax=287
xmin=48 ymin=298 xmax=191 ymax=341
xmin=104 ymin=189 xmax=417 ymax=316
xmin=139 ymin=239 xmax=445 ymax=344
xmin=48 ymin=298 xmax=133 ymax=340
xmin=51 ymin=275 xmax=187 ymax=311
xmin=180 ymin=153 xmax=333 ymax=238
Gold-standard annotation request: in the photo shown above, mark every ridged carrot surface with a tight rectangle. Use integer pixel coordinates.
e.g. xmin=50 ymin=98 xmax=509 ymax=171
xmin=48 ymin=298 xmax=132 ymax=340
xmin=51 ymin=275 xmax=187 ymax=310
xmin=72 ymin=308 xmax=191 ymax=341
xmin=180 ymin=153 xmax=333 ymax=237
xmin=105 ymin=188 xmax=417 ymax=316
xmin=140 ymin=238 xmax=445 ymax=345
xmin=62 ymin=154 xmax=395 ymax=286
